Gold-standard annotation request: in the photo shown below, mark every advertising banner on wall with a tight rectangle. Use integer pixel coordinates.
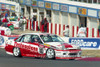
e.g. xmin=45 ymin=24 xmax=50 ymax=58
xmin=0 ymin=4 xmax=1 ymax=9
xmin=88 ymin=9 xmax=97 ymax=18
xmin=1 ymin=4 xmax=6 ymax=9
xmin=11 ymin=6 xmax=15 ymax=11
xmin=78 ymin=8 xmax=87 ymax=15
xmin=32 ymin=0 xmax=37 ymax=6
xmin=45 ymin=2 xmax=51 ymax=9
xmin=69 ymin=38 xmax=100 ymax=49
xmin=61 ymin=5 xmax=68 ymax=12
xmin=69 ymin=6 xmax=77 ymax=13
xmin=98 ymin=11 xmax=100 ymax=18
xmin=53 ymin=3 xmax=59 ymax=10
xmin=6 ymin=5 xmax=10 ymax=10
xmin=19 ymin=0 xmax=24 ymax=4
xmin=26 ymin=0 xmax=31 ymax=6
xmin=38 ymin=1 xmax=44 ymax=7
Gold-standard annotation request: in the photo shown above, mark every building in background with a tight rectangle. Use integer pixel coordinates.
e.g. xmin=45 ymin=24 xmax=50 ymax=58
xmin=0 ymin=0 xmax=21 ymax=18
xmin=3 ymin=0 xmax=100 ymax=37
xmin=70 ymin=0 xmax=100 ymax=4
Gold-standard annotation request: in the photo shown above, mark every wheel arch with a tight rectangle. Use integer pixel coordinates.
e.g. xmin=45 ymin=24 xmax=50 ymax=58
xmin=46 ymin=48 xmax=55 ymax=59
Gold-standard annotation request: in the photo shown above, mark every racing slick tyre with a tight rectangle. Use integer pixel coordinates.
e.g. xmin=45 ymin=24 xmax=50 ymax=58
xmin=46 ymin=48 xmax=55 ymax=59
xmin=13 ymin=47 xmax=22 ymax=57
xmin=69 ymin=59 xmax=75 ymax=60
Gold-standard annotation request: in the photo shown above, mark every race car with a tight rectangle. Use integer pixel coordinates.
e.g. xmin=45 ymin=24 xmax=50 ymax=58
xmin=5 ymin=33 xmax=81 ymax=60
xmin=8 ymin=17 xmax=19 ymax=29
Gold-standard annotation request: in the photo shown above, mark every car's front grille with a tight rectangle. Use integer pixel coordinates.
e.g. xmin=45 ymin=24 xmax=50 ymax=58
xmin=69 ymin=53 xmax=77 ymax=55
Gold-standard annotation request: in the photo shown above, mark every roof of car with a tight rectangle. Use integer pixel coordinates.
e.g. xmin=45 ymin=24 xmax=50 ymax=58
xmin=21 ymin=33 xmax=54 ymax=36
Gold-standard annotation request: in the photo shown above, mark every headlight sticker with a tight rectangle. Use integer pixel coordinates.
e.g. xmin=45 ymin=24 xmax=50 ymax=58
xmin=44 ymin=43 xmax=50 ymax=47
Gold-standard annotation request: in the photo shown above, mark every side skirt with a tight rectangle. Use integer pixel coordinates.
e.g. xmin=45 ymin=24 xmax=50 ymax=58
xmin=6 ymin=51 xmax=13 ymax=55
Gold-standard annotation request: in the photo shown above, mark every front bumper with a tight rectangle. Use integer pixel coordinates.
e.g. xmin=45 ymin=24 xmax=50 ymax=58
xmin=55 ymin=49 xmax=81 ymax=59
xmin=56 ymin=57 xmax=81 ymax=59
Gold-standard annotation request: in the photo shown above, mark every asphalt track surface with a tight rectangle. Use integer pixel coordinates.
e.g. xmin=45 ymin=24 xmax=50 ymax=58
xmin=0 ymin=49 xmax=100 ymax=67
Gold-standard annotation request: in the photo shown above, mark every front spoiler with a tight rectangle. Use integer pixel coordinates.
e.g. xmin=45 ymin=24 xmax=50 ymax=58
xmin=56 ymin=57 xmax=81 ymax=60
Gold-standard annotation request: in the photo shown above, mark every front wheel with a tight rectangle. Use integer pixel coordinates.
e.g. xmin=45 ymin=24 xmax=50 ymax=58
xmin=13 ymin=47 xmax=22 ymax=57
xmin=46 ymin=49 xmax=55 ymax=59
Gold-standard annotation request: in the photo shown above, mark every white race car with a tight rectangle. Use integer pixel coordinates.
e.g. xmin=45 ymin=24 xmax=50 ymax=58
xmin=5 ymin=33 xmax=82 ymax=60
xmin=8 ymin=17 xmax=19 ymax=29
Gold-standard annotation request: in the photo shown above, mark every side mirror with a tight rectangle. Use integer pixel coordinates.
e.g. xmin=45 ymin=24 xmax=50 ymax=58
xmin=14 ymin=38 xmax=18 ymax=41
xmin=38 ymin=39 xmax=43 ymax=44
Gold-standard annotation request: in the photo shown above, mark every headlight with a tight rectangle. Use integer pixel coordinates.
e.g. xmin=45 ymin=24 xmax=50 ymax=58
xmin=77 ymin=47 xmax=81 ymax=49
xmin=56 ymin=45 xmax=68 ymax=50
xmin=78 ymin=51 xmax=82 ymax=55
xmin=56 ymin=46 xmax=62 ymax=50
xmin=62 ymin=45 xmax=66 ymax=50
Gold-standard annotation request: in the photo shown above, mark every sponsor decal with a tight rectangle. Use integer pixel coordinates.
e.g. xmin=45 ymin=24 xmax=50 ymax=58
xmin=44 ymin=43 xmax=50 ymax=47
xmin=15 ymin=44 xmax=38 ymax=53
xmin=0 ymin=36 xmax=4 ymax=45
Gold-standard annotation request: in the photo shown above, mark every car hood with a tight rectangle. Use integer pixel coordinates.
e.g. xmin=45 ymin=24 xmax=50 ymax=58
xmin=44 ymin=42 xmax=73 ymax=48
xmin=44 ymin=42 xmax=80 ymax=49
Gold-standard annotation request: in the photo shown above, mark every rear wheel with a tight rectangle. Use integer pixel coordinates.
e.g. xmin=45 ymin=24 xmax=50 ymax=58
xmin=46 ymin=49 xmax=55 ymax=59
xmin=13 ymin=47 xmax=22 ymax=57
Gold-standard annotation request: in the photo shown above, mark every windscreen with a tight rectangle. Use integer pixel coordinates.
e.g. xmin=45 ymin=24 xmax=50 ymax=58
xmin=40 ymin=34 xmax=64 ymax=42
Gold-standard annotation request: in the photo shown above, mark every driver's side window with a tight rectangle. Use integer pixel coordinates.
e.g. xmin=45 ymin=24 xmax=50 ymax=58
xmin=31 ymin=35 xmax=42 ymax=43
xmin=15 ymin=36 xmax=24 ymax=42
xmin=20 ymin=35 xmax=31 ymax=42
